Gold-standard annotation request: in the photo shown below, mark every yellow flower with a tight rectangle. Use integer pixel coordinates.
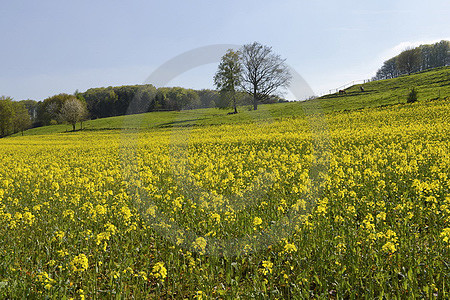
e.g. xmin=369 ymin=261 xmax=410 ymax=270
xmin=211 ymin=212 xmax=220 ymax=223
xmin=37 ymin=271 xmax=49 ymax=282
xmin=152 ymin=261 xmax=167 ymax=280
xmin=78 ymin=289 xmax=85 ymax=300
xmin=382 ymin=241 xmax=397 ymax=254
xmin=385 ymin=229 xmax=398 ymax=242
xmin=70 ymin=254 xmax=89 ymax=272
xmin=96 ymin=231 xmax=111 ymax=245
xmin=441 ymin=228 xmax=450 ymax=243
xmin=54 ymin=231 xmax=65 ymax=241
xmin=337 ymin=242 xmax=346 ymax=253
xmin=22 ymin=211 xmax=35 ymax=225
xmin=376 ymin=211 xmax=386 ymax=221
xmin=95 ymin=204 xmax=107 ymax=215
xmin=62 ymin=209 xmax=75 ymax=220
xmin=284 ymin=242 xmax=297 ymax=254
xmin=47 ymin=260 xmax=56 ymax=267
xmin=121 ymin=205 xmax=132 ymax=221
xmin=334 ymin=215 xmax=344 ymax=223
xmin=104 ymin=222 xmax=117 ymax=234
xmin=253 ymin=217 xmax=262 ymax=226
xmin=193 ymin=237 xmax=207 ymax=254
xmin=135 ymin=271 xmax=146 ymax=280
xmin=194 ymin=291 xmax=204 ymax=300
xmin=57 ymin=249 xmax=68 ymax=257
xmin=260 ymin=260 xmax=273 ymax=275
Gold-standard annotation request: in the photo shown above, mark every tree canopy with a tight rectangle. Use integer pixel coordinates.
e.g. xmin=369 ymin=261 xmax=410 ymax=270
xmin=0 ymin=96 xmax=32 ymax=137
xmin=214 ymin=49 xmax=242 ymax=113
xmin=60 ymin=97 xmax=88 ymax=131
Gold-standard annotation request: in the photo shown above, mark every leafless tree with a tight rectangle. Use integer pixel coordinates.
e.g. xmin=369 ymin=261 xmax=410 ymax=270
xmin=60 ymin=97 xmax=88 ymax=131
xmin=239 ymin=42 xmax=291 ymax=110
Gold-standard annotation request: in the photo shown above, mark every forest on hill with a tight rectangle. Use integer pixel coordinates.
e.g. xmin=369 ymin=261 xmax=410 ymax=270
xmin=373 ymin=40 xmax=449 ymax=80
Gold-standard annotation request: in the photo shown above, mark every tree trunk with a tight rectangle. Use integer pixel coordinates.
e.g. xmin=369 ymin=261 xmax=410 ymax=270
xmin=253 ymin=87 xmax=258 ymax=110
xmin=72 ymin=123 xmax=76 ymax=131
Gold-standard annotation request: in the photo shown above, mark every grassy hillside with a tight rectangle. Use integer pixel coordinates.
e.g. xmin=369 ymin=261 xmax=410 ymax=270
xmin=317 ymin=66 xmax=449 ymax=110
xmin=11 ymin=66 xmax=449 ymax=137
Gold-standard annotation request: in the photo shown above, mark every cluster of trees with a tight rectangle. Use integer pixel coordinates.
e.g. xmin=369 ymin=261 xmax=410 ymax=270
xmin=80 ymin=85 xmax=220 ymax=119
xmin=373 ymin=40 xmax=449 ymax=80
xmin=0 ymin=93 xmax=89 ymax=138
xmin=0 ymin=87 xmax=230 ymax=137
xmin=1 ymin=86 xmax=246 ymax=137
xmin=0 ymin=96 xmax=32 ymax=137
xmin=214 ymin=42 xmax=292 ymax=111
xmin=35 ymin=93 xmax=87 ymax=128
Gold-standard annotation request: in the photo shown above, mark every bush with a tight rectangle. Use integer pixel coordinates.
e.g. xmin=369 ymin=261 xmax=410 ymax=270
xmin=407 ymin=88 xmax=418 ymax=103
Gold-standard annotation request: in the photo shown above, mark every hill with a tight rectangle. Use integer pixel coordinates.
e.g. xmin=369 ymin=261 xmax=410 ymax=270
xmin=11 ymin=66 xmax=449 ymax=137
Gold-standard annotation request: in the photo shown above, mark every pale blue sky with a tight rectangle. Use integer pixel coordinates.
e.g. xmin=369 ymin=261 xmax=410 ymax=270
xmin=1 ymin=0 xmax=449 ymax=100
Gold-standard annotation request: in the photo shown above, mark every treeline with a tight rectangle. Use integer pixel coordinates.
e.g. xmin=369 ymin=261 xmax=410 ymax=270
xmin=373 ymin=40 xmax=449 ymax=80
xmin=0 ymin=87 xmax=218 ymax=137
xmin=1 ymin=71 xmax=291 ymax=137
xmin=80 ymin=85 xmax=219 ymax=119
xmin=1 ymin=84 xmax=288 ymax=137
xmin=0 ymin=87 xmax=223 ymax=136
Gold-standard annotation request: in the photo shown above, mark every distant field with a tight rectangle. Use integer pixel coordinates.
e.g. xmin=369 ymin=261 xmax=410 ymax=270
xmin=11 ymin=66 xmax=449 ymax=137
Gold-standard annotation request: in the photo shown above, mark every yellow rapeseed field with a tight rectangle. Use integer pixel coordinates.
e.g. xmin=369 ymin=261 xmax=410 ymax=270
xmin=0 ymin=99 xmax=449 ymax=298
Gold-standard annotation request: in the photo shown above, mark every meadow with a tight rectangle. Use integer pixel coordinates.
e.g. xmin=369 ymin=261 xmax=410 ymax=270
xmin=15 ymin=67 xmax=449 ymax=137
xmin=1 ymin=92 xmax=449 ymax=298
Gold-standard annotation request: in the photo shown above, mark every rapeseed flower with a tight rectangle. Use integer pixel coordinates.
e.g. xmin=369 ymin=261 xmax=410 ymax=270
xmin=70 ymin=254 xmax=88 ymax=272
xmin=152 ymin=262 xmax=167 ymax=280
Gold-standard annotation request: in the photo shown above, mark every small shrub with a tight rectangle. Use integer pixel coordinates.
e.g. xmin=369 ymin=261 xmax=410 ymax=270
xmin=407 ymin=88 xmax=418 ymax=103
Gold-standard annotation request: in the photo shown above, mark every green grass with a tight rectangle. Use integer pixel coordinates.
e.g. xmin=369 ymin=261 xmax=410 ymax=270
xmin=316 ymin=66 xmax=449 ymax=110
xmin=11 ymin=66 xmax=450 ymax=137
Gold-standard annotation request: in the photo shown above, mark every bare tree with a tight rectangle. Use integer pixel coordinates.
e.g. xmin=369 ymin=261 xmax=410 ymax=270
xmin=239 ymin=42 xmax=291 ymax=110
xmin=60 ymin=97 xmax=87 ymax=131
